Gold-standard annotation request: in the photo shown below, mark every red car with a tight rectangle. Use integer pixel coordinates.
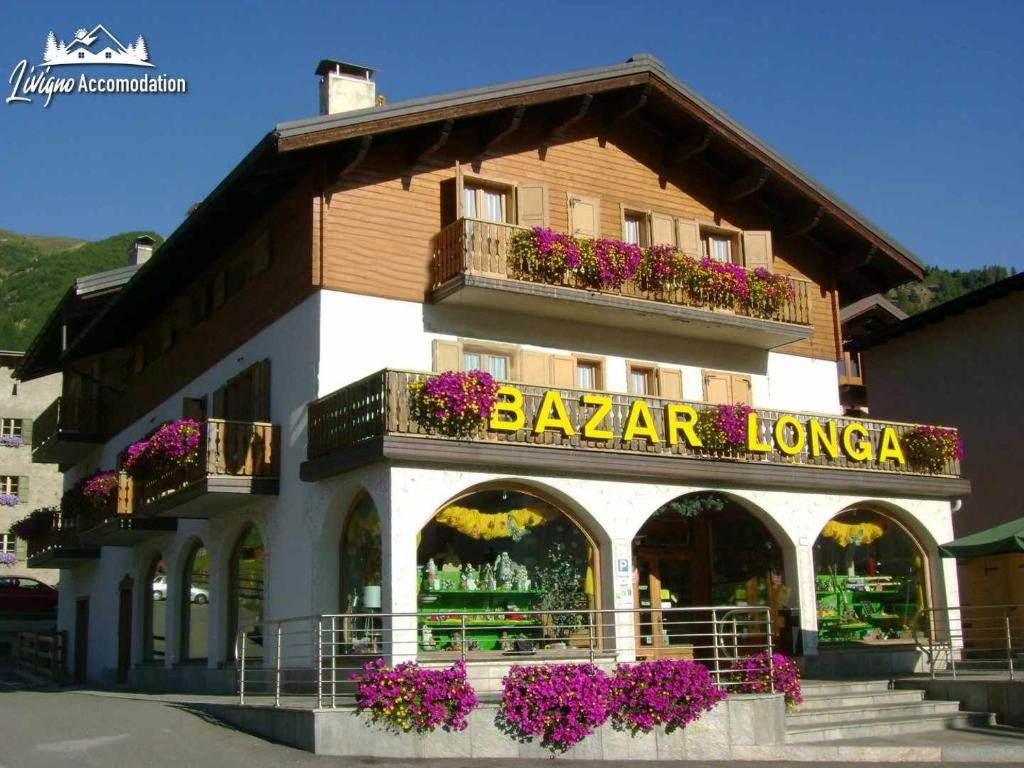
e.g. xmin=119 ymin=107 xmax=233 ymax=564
xmin=0 ymin=576 xmax=58 ymax=616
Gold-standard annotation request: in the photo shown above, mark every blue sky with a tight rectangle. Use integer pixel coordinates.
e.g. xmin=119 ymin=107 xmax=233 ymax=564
xmin=1 ymin=0 xmax=1022 ymax=273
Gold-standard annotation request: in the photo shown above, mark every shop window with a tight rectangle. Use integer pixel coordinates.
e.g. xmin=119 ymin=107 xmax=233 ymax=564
xmin=813 ymin=509 xmax=928 ymax=645
xmin=416 ymin=488 xmax=596 ymax=652
xmin=144 ymin=555 xmax=166 ymax=663
xmin=180 ymin=542 xmax=209 ymax=662
xmin=229 ymin=525 xmax=265 ymax=661
xmin=340 ymin=495 xmax=382 ymax=654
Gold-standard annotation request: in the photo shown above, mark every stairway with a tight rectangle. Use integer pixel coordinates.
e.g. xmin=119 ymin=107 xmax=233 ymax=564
xmin=786 ymin=679 xmax=995 ymax=743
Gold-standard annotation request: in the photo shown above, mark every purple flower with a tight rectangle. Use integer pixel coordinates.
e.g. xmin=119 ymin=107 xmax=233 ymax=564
xmin=352 ymin=658 xmax=478 ymax=733
xmin=0 ymin=435 xmax=24 ymax=448
xmin=81 ymin=470 xmax=119 ymax=499
xmin=902 ymin=425 xmax=963 ymax=473
xmin=695 ymin=403 xmax=755 ymax=451
xmin=122 ymin=419 xmax=201 ymax=476
xmin=610 ymin=659 xmax=726 ymax=734
xmin=0 ymin=551 xmax=16 ymax=566
xmin=731 ymin=651 xmax=802 ymax=709
xmin=409 ymin=370 xmax=500 ymax=439
xmin=0 ymin=494 xmax=19 ymax=507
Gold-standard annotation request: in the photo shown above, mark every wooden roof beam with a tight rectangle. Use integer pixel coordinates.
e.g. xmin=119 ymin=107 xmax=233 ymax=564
xmin=479 ymin=105 xmax=527 ymax=152
xmin=781 ymin=205 xmax=826 ymax=238
xmin=329 ymin=135 xmax=373 ymax=180
xmin=407 ymin=119 xmax=455 ymax=168
xmin=547 ymin=94 xmax=594 ymax=141
xmin=604 ymin=84 xmax=651 ymax=129
xmin=725 ymin=165 xmax=770 ymax=202
xmin=663 ymin=126 xmax=713 ymax=169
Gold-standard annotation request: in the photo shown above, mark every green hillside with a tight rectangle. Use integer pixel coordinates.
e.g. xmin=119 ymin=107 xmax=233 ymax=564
xmin=887 ymin=265 xmax=1016 ymax=315
xmin=0 ymin=230 xmax=162 ymax=350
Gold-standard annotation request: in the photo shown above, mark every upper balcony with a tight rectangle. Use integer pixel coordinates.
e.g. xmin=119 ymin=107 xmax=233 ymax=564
xmin=431 ymin=218 xmax=814 ymax=350
xmin=31 ymin=396 xmax=103 ymax=465
xmin=302 ymin=369 xmax=967 ymax=499
xmin=25 ymin=508 xmax=99 ymax=569
xmin=131 ymin=419 xmax=281 ymax=519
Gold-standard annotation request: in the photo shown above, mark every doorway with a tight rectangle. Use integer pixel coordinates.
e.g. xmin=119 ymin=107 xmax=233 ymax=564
xmin=74 ymin=597 xmax=89 ymax=684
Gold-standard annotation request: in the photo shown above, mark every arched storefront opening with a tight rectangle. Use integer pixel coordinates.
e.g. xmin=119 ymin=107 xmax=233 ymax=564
xmin=180 ymin=541 xmax=209 ymax=662
xmin=143 ymin=554 xmax=166 ymax=663
xmin=228 ymin=525 xmax=265 ymax=661
xmin=813 ymin=507 xmax=929 ymax=645
xmin=415 ymin=486 xmax=597 ymax=653
xmin=632 ymin=493 xmax=787 ymax=658
xmin=339 ymin=494 xmax=382 ymax=613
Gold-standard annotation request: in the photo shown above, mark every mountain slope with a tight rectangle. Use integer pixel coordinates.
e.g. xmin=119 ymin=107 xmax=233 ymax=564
xmin=887 ymin=265 xmax=1015 ymax=315
xmin=0 ymin=230 xmax=162 ymax=350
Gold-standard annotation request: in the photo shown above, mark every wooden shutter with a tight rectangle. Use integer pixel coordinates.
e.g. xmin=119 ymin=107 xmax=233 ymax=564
xmin=657 ymin=368 xmax=683 ymax=400
xmin=252 ymin=360 xmax=271 ymax=421
xmin=730 ymin=375 xmax=753 ymax=406
xmin=568 ymin=193 xmax=600 ymax=238
xmin=18 ymin=476 xmax=28 ymax=503
xmin=650 ymin=213 xmax=676 ymax=247
xmin=516 ymin=183 xmax=549 ymax=228
xmin=702 ymin=371 xmax=732 ymax=405
xmin=20 ymin=419 xmax=32 ymax=446
xmin=676 ymin=218 xmax=701 ymax=258
xmin=551 ymin=355 xmax=576 ymax=388
xmin=742 ymin=231 xmax=773 ymax=270
xmin=520 ymin=350 xmax=550 ymax=385
xmin=432 ymin=339 xmax=461 ymax=372
xmin=212 ymin=385 xmax=226 ymax=419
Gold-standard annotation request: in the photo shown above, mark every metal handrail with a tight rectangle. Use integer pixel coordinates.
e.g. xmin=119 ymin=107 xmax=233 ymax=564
xmin=235 ymin=605 xmax=776 ymax=708
xmin=913 ymin=604 xmax=1023 ymax=680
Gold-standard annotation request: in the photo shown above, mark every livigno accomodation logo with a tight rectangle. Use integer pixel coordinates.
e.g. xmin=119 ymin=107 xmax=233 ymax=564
xmin=7 ymin=24 xmax=187 ymax=107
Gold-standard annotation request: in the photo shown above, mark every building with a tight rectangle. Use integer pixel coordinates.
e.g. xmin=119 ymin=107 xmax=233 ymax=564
xmin=17 ymin=55 xmax=968 ymax=691
xmin=854 ymin=272 xmax=1023 ymax=606
xmin=0 ymin=350 xmax=62 ymax=586
xmin=836 ymin=294 xmax=906 ymax=415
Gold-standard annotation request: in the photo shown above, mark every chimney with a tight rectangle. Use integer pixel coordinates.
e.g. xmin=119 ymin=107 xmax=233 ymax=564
xmin=316 ymin=59 xmax=376 ymax=116
xmin=128 ymin=235 xmax=156 ymax=266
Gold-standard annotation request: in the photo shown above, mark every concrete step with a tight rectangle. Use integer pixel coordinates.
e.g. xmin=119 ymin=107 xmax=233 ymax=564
xmin=797 ymin=688 xmax=925 ymax=711
xmin=799 ymin=679 xmax=893 ymax=697
xmin=788 ymin=699 xmax=962 ymax=726
xmin=786 ymin=710 xmax=997 ymax=743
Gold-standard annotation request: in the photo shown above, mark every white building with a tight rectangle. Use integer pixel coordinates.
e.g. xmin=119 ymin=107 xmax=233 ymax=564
xmin=19 ymin=56 xmax=968 ymax=691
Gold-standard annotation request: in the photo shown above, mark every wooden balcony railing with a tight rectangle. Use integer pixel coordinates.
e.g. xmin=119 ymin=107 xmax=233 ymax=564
xmin=838 ymin=351 xmax=864 ymax=386
xmin=75 ymin=473 xmax=131 ymax=534
xmin=133 ymin=419 xmax=280 ymax=514
xmin=431 ymin=218 xmax=814 ymax=326
xmin=25 ymin=508 xmax=81 ymax=560
xmin=31 ymin=395 xmax=102 ymax=452
xmin=308 ymin=369 xmax=962 ymax=478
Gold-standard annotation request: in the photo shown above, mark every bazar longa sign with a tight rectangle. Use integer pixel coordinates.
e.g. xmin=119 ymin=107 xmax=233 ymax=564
xmin=485 ymin=385 xmax=907 ymax=466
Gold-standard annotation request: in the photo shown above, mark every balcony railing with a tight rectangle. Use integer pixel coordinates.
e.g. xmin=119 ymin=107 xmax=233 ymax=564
xmin=132 ymin=419 xmax=280 ymax=518
xmin=75 ymin=473 xmax=177 ymax=546
xmin=431 ymin=217 xmax=814 ymax=327
xmin=307 ymin=369 xmax=963 ymax=482
xmin=838 ymin=350 xmax=864 ymax=387
xmin=31 ymin=395 xmax=103 ymax=464
xmin=25 ymin=508 xmax=99 ymax=568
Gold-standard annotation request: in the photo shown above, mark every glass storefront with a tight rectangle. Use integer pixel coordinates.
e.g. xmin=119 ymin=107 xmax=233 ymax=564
xmin=416 ymin=488 xmax=594 ymax=652
xmin=814 ymin=509 xmax=928 ymax=644
xmin=231 ymin=525 xmax=265 ymax=660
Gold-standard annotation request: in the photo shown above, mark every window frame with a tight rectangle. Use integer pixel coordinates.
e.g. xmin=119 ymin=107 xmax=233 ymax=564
xmin=620 ymin=205 xmax=650 ymax=247
xmin=0 ymin=418 xmax=23 ymax=437
xmin=460 ymin=174 xmax=515 ymax=224
xmin=699 ymin=222 xmax=743 ymax=266
xmin=0 ymin=476 xmax=19 ymax=496
xmin=460 ymin=343 xmax=517 ymax=381
xmin=626 ymin=361 xmax=657 ymax=396
xmin=1 ymin=533 xmax=16 ymax=553
xmin=573 ymin=355 xmax=605 ymax=391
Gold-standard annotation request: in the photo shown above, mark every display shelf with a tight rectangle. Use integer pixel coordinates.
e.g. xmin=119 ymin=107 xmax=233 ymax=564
xmin=417 ymin=585 xmax=546 ymax=651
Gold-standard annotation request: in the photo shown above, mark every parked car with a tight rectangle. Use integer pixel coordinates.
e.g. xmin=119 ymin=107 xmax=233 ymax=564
xmin=151 ymin=575 xmax=209 ymax=604
xmin=0 ymin=576 xmax=58 ymax=615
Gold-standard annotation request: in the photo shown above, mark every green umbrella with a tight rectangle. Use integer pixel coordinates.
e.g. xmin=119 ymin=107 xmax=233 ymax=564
xmin=938 ymin=516 xmax=1024 ymax=558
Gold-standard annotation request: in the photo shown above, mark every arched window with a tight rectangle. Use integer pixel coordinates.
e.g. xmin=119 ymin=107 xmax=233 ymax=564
xmin=416 ymin=487 xmax=597 ymax=652
xmin=143 ymin=555 xmax=166 ymax=662
xmin=228 ymin=525 xmax=265 ymax=660
xmin=180 ymin=542 xmax=209 ymax=661
xmin=339 ymin=494 xmax=381 ymax=613
xmin=814 ymin=508 xmax=929 ymax=645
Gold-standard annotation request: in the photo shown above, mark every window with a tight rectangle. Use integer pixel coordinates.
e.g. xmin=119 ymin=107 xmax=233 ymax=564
xmin=628 ymin=365 xmax=655 ymax=396
xmin=1 ymin=533 xmax=16 ymax=554
xmin=463 ymin=183 xmax=509 ymax=223
xmin=702 ymin=370 xmax=753 ymax=406
xmin=462 ymin=350 xmax=510 ymax=380
xmin=78 ymin=51 xmax=84 ymax=59
xmin=576 ymin=361 xmax=599 ymax=390
xmin=0 ymin=477 xmax=19 ymax=496
xmin=702 ymin=231 xmax=738 ymax=263
xmin=1 ymin=418 xmax=23 ymax=437
xmin=104 ymin=51 xmax=112 ymax=59
xmin=622 ymin=211 xmax=648 ymax=246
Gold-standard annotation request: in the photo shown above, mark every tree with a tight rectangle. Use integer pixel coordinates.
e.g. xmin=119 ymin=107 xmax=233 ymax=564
xmin=134 ymin=35 xmax=148 ymax=62
xmin=43 ymin=31 xmax=58 ymax=63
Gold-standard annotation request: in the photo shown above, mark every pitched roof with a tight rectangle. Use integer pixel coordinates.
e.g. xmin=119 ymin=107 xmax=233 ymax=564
xmin=62 ymin=54 xmax=927 ymax=361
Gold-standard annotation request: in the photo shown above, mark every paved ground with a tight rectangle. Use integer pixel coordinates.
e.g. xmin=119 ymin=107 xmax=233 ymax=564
xmin=0 ymin=673 xmax=1021 ymax=767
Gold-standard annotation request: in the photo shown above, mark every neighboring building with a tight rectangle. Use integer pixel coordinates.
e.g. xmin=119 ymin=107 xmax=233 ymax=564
xmin=837 ymin=294 xmax=906 ymax=415
xmin=0 ymin=351 xmax=62 ymax=585
xmin=855 ymin=272 xmax=1023 ymax=605
xmin=17 ymin=55 xmax=968 ymax=691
